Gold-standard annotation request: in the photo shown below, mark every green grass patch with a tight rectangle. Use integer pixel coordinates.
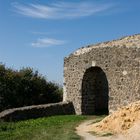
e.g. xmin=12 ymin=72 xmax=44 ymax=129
xmin=101 ymin=132 xmax=113 ymax=137
xmin=0 ymin=115 xmax=88 ymax=140
xmin=89 ymin=115 xmax=106 ymax=124
xmin=91 ymin=131 xmax=113 ymax=137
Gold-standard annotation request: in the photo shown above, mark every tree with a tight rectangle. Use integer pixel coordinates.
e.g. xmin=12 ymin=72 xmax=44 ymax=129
xmin=0 ymin=64 xmax=63 ymax=111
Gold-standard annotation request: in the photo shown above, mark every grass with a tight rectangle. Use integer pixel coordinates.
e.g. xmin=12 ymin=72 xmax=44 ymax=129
xmin=90 ymin=115 xmax=106 ymax=124
xmin=92 ymin=131 xmax=113 ymax=137
xmin=91 ymin=131 xmax=113 ymax=137
xmin=0 ymin=115 xmax=88 ymax=140
xmin=101 ymin=132 xmax=113 ymax=137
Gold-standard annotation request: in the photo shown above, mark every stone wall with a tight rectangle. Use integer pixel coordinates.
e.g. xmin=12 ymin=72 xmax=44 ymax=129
xmin=0 ymin=102 xmax=75 ymax=121
xmin=63 ymin=34 xmax=140 ymax=114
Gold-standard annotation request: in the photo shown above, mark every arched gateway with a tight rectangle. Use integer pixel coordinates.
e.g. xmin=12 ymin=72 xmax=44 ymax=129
xmin=63 ymin=34 xmax=140 ymax=115
xmin=82 ymin=67 xmax=108 ymax=115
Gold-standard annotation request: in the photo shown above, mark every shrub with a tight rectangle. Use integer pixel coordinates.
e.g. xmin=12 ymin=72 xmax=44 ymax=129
xmin=0 ymin=63 xmax=63 ymax=111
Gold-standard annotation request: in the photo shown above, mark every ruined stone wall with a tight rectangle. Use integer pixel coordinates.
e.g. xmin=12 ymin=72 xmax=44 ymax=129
xmin=0 ymin=102 xmax=75 ymax=121
xmin=63 ymin=34 xmax=140 ymax=114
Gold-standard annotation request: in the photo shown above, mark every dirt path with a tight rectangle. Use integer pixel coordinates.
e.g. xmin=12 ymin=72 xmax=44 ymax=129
xmin=76 ymin=100 xmax=140 ymax=140
xmin=76 ymin=120 xmax=110 ymax=140
xmin=76 ymin=120 xmax=106 ymax=140
xmin=76 ymin=120 xmax=125 ymax=140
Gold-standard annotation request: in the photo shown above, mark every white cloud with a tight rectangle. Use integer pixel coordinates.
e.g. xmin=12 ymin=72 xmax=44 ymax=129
xmin=13 ymin=2 xmax=114 ymax=19
xmin=31 ymin=38 xmax=66 ymax=48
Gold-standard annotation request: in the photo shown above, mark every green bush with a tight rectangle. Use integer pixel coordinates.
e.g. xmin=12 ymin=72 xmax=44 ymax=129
xmin=0 ymin=63 xmax=63 ymax=111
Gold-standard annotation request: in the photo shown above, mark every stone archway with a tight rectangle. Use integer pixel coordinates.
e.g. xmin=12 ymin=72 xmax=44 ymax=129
xmin=82 ymin=66 xmax=109 ymax=115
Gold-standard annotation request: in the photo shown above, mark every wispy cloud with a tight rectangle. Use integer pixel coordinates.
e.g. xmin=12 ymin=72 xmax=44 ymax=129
xmin=31 ymin=38 xmax=66 ymax=48
xmin=31 ymin=31 xmax=50 ymax=35
xmin=31 ymin=31 xmax=57 ymax=35
xmin=13 ymin=2 xmax=114 ymax=19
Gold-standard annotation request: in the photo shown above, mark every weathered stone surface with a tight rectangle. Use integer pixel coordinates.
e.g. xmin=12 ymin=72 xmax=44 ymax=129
xmin=0 ymin=102 xmax=75 ymax=121
xmin=63 ymin=34 xmax=140 ymax=115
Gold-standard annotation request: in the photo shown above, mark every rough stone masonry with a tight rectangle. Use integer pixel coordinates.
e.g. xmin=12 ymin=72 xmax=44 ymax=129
xmin=63 ymin=34 xmax=140 ymax=115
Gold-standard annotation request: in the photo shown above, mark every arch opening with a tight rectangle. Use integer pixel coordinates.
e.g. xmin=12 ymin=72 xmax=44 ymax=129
xmin=82 ymin=66 xmax=109 ymax=115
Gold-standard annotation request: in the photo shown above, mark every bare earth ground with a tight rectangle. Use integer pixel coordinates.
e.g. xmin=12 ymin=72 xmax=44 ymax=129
xmin=76 ymin=119 xmax=140 ymax=140
xmin=76 ymin=101 xmax=140 ymax=140
xmin=76 ymin=119 xmax=118 ymax=140
xmin=76 ymin=120 xmax=99 ymax=140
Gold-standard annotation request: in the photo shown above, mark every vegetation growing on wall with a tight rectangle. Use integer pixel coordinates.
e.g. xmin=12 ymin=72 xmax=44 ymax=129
xmin=0 ymin=63 xmax=63 ymax=111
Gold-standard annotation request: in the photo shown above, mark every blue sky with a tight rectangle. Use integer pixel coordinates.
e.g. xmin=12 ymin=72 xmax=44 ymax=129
xmin=0 ymin=0 xmax=140 ymax=84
